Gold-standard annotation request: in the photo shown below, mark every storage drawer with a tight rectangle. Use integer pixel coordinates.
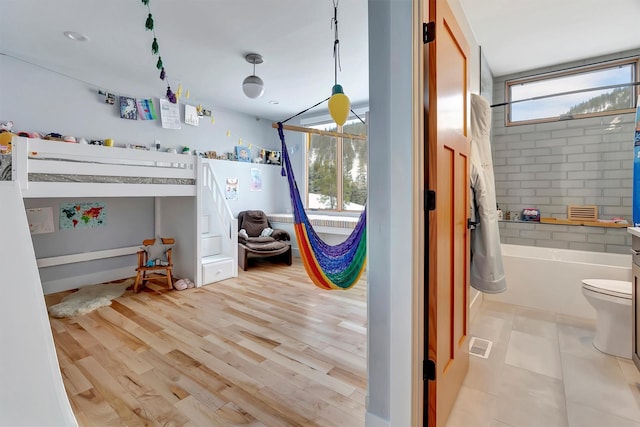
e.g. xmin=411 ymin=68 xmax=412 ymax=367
xmin=202 ymin=258 xmax=234 ymax=284
xmin=202 ymin=234 xmax=221 ymax=257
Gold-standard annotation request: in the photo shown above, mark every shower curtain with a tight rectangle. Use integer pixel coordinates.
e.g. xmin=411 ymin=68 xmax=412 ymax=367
xmin=469 ymin=93 xmax=506 ymax=293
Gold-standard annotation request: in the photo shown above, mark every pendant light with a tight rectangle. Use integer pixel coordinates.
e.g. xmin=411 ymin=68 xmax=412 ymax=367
xmin=242 ymin=53 xmax=265 ymax=99
xmin=328 ymin=0 xmax=350 ymax=126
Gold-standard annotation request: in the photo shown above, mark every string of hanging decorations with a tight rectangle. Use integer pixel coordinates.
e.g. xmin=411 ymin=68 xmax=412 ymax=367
xmin=140 ymin=0 xmax=178 ymax=103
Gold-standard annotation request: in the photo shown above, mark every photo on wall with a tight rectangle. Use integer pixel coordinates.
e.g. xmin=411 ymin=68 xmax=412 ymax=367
xmin=119 ymin=96 xmax=138 ymax=120
xmin=265 ymin=150 xmax=281 ymax=165
xmin=235 ymin=146 xmax=251 ymax=162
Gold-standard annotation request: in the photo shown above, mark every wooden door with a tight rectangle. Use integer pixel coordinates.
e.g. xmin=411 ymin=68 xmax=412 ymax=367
xmin=425 ymin=0 xmax=471 ymax=425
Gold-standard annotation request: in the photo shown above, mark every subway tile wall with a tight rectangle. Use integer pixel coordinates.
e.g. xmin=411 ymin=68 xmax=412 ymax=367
xmin=490 ymin=49 xmax=639 ymax=254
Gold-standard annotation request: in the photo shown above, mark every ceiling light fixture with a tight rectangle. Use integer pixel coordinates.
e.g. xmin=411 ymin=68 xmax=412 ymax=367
xmin=63 ymin=31 xmax=89 ymax=42
xmin=242 ymin=53 xmax=264 ymax=99
xmin=327 ymin=0 xmax=350 ymax=126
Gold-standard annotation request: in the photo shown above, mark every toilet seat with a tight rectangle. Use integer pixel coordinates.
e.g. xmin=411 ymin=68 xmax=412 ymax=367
xmin=581 ymin=279 xmax=631 ymax=300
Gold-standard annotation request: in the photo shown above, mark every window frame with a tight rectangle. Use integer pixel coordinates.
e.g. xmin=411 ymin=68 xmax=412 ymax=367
xmin=304 ymin=117 xmax=368 ymax=213
xmin=505 ymin=57 xmax=639 ymax=126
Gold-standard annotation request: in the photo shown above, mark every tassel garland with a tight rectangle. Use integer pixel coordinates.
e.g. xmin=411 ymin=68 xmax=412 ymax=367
xmin=156 ymin=56 xmax=163 ymax=70
xmin=151 ymin=38 xmax=159 ymax=54
xmin=160 ymin=67 xmax=165 ymax=80
xmin=145 ymin=13 xmax=154 ymax=30
xmin=166 ymin=86 xmax=177 ymax=104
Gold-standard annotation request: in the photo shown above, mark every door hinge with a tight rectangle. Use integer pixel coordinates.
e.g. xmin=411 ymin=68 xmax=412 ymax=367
xmin=468 ymin=218 xmax=478 ymax=229
xmin=423 ymin=22 xmax=435 ymax=44
xmin=425 ymin=190 xmax=436 ymax=211
xmin=424 ymin=359 xmax=436 ymax=381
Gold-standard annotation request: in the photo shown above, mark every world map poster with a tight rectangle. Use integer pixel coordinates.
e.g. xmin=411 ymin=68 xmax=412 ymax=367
xmin=60 ymin=202 xmax=107 ymax=229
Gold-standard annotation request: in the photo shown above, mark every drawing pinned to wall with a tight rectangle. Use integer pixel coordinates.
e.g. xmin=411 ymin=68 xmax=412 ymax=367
xmin=136 ymin=98 xmax=157 ymax=120
xmin=26 ymin=207 xmax=54 ymax=235
xmin=184 ymin=104 xmax=199 ymax=126
xmin=250 ymin=168 xmax=262 ymax=191
xmin=119 ymin=96 xmax=138 ymax=120
xmin=226 ymin=178 xmax=239 ymax=200
xmin=160 ymin=98 xmax=181 ymax=129
xmin=60 ymin=202 xmax=107 ymax=229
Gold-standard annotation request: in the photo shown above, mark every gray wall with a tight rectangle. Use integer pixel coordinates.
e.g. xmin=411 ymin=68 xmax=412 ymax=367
xmin=24 ymin=197 xmax=154 ymax=283
xmin=367 ymin=0 xmax=415 ymax=424
xmin=492 ymin=49 xmax=639 ymax=254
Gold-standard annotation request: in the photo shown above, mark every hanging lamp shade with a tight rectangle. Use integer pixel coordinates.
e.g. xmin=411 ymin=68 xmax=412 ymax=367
xmin=242 ymin=53 xmax=264 ymax=99
xmin=242 ymin=75 xmax=264 ymax=98
xmin=328 ymin=84 xmax=350 ymax=126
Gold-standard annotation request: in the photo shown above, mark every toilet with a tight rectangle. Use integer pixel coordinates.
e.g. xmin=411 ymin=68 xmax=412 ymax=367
xmin=581 ymin=279 xmax=632 ymax=359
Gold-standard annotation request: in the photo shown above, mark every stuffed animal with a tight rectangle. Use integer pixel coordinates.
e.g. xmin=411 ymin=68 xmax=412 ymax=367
xmin=0 ymin=132 xmax=14 ymax=154
xmin=0 ymin=121 xmax=14 ymax=132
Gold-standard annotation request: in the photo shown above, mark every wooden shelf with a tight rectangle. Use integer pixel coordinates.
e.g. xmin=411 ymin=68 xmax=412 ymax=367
xmin=539 ymin=217 xmax=628 ymax=228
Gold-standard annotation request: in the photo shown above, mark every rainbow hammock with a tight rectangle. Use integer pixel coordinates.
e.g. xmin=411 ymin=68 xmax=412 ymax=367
xmin=277 ymin=123 xmax=367 ymax=290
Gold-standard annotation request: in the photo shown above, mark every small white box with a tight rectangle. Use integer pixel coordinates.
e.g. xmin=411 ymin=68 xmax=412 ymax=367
xmin=202 ymin=234 xmax=221 ymax=256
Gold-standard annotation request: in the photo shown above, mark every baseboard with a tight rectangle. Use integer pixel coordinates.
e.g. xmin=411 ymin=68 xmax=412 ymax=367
xmin=42 ymin=266 xmax=136 ymax=295
xmin=365 ymin=411 xmax=390 ymax=427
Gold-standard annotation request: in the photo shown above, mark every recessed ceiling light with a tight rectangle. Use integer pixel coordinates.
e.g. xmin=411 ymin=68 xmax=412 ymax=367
xmin=268 ymin=100 xmax=279 ymax=105
xmin=63 ymin=31 xmax=89 ymax=42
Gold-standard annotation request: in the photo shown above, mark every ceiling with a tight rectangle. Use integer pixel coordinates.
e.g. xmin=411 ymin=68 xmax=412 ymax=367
xmin=1 ymin=1 xmax=639 ymax=122
xmin=458 ymin=0 xmax=640 ymax=78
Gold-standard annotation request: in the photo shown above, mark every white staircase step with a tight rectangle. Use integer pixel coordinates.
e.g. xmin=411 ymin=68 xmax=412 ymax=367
xmin=202 ymin=234 xmax=222 ymax=256
xmin=202 ymin=255 xmax=233 ymax=265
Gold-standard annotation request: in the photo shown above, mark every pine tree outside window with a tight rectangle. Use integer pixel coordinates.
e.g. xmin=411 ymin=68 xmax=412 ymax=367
xmin=306 ymin=118 xmax=367 ymax=212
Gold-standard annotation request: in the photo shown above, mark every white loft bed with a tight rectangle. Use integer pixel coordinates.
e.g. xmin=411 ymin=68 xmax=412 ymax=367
xmin=5 ymin=136 xmax=236 ymax=292
xmin=10 ymin=136 xmax=197 ymax=198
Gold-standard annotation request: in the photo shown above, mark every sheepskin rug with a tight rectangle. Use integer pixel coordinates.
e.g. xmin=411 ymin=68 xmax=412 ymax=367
xmin=48 ymin=279 xmax=133 ymax=318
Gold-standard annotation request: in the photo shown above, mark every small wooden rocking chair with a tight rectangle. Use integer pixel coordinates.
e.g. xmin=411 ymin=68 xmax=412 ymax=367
xmin=134 ymin=237 xmax=175 ymax=292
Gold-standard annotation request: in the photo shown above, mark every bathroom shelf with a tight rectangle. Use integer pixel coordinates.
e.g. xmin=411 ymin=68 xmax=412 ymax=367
xmin=539 ymin=217 xmax=628 ymax=228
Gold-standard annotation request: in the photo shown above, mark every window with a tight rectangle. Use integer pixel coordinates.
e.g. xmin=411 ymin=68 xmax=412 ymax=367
xmin=506 ymin=58 xmax=638 ymax=125
xmin=306 ymin=118 xmax=368 ymax=212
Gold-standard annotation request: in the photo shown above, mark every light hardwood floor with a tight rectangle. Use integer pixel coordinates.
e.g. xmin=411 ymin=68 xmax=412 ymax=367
xmin=45 ymin=258 xmax=367 ymax=427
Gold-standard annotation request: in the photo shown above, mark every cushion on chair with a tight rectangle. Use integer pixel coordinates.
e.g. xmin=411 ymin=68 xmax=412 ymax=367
xmin=242 ymin=210 xmax=270 ymax=237
xmin=244 ymin=240 xmax=290 ymax=252
xmin=247 ymin=236 xmax=276 ymax=244
xmin=271 ymin=229 xmax=290 ymax=241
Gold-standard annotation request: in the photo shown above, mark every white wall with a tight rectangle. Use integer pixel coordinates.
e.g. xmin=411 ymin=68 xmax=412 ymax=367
xmin=207 ymin=158 xmax=291 ymax=217
xmin=0 ymin=53 xmax=291 ymax=288
xmin=0 ymin=54 xmax=280 ymax=157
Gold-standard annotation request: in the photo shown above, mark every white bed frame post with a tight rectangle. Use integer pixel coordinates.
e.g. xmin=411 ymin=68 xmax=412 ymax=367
xmin=11 ymin=135 xmax=29 ymax=191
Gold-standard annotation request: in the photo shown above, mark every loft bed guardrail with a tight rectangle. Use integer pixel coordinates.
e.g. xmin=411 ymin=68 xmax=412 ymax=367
xmin=6 ymin=136 xmax=198 ymax=198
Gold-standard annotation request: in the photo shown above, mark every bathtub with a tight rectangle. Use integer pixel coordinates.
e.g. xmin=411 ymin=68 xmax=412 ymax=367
xmin=484 ymin=244 xmax=632 ymax=320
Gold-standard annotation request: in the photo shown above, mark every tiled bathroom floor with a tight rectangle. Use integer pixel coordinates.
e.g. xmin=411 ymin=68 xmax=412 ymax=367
xmin=446 ymin=300 xmax=640 ymax=427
